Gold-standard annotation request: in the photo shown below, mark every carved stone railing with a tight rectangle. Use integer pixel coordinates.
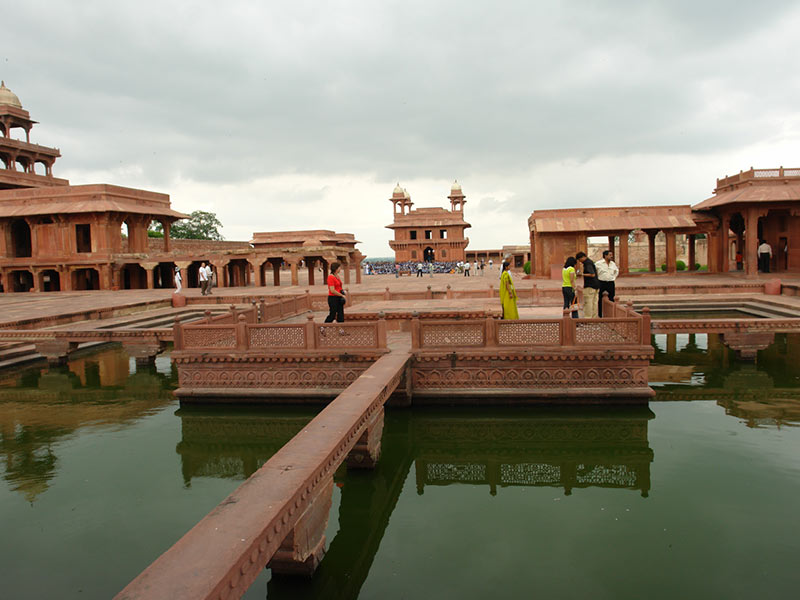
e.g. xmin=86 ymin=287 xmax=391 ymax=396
xmin=716 ymin=166 xmax=800 ymax=189
xmin=176 ymin=314 xmax=387 ymax=351
xmin=411 ymin=309 xmax=648 ymax=350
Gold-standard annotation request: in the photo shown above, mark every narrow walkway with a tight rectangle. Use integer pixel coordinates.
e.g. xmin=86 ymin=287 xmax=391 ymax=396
xmin=116 ymin=347 xmax=412 ymax=600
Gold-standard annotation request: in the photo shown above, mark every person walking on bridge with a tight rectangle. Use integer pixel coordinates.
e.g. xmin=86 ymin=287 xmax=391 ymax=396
xmin=324 ymin=262 xmax=347 ymax=324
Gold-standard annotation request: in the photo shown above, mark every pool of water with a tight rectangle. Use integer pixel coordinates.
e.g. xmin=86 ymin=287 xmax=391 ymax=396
xmin=2 ymin=338 xmax=800 ymax=599
xmin=648 ymin=309 xmax=764 ymax=320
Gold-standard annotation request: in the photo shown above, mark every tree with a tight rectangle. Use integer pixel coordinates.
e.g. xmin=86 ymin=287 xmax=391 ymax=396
xmin=151 ymin=211 xmax=225 ymax=240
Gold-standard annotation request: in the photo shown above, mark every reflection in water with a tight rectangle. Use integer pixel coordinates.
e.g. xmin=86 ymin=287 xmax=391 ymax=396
xmin=174 ymin=406 xmax=655 ymax=599
xmin=0 ymin=347 xmax=176 ymax=502
xmin=651 ymin=333 xmax=800 ymax=427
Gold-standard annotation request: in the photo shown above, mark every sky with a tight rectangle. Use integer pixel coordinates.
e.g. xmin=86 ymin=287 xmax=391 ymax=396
xmin=3 ymin=0 xmax=800 ymax=257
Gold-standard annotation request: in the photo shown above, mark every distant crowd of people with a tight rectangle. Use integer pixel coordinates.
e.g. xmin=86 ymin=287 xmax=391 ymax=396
xmin=363 ymin=259 xmax=496 ymax=276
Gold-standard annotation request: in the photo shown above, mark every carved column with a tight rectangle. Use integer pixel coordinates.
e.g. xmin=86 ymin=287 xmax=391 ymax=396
xmin=719 ymin=214 xmax=731 ymax=273
xmin=355 ymin=258 xmax=362 ymax=284
xmin=290 ymin=260 xmax=299 ymax=286
xmin=307 ymin=259 xmax=315 ymax=286
xmin=342 ymin=260 xmax=351 ymax=285
xmin=273 ymin=260 xmax=281 ymax=286
xmin=665 ymin=232 xmax=677 ymax=273
xmin=745 ymin=208 xmax=760 ymax=277
xmin=688 ymin=234 xmax=696 ymax=270
xmin=608 ymin=235 xmax=615 ymax=254
xmin=647 ymin=230 xmax=657 ymax=272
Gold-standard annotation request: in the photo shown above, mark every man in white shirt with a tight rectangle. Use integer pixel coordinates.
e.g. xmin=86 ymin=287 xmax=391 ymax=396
xmin=758 ymin=240 xmax=772 ymax=273
xmin=198 ymin=262 xmax=209 ymax=295
xmin=416 ymin=262 xmax=424 ymax=277
xmin=464 ymin=261 xmax=471 ymax=277
xmin=596 ymin=250 xmax=619 ymax=317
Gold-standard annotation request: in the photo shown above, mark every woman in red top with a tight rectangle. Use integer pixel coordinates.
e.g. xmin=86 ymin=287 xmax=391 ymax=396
xmin=324 ymin=262 xmax=347 ymax=323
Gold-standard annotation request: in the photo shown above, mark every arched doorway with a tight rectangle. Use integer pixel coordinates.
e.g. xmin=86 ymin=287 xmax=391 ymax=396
xmin=72 ymin=268 xmax=100 ymax=291
xmin=121 ymin=264 xmax=147 ymax=289
xmin=423 ymin=247 xmax=435 ymax=262
xmin=11 ymin=270 xmax=33 ymax=292
xmin=40 ymin=269 xmax=61 ymax=292
xmin=10 ymin=219 xmax=32 ymax=257
xmin=153 ymin=263 xmax=175 ymax=288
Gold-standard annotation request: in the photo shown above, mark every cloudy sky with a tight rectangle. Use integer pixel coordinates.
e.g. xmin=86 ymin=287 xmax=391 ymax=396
xmin=4 ymin=0 xmax=800 ymax=256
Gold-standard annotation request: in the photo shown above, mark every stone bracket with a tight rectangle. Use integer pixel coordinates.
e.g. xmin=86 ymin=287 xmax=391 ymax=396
xmin=35 ymin=340 xmax=78 ymax=365
xmin=346 ymin=406 xmax=384 ymax=469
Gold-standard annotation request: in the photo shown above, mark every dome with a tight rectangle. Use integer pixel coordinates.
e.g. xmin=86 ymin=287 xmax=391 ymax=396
xmin=392 ymin=183 xmax=405 ymax=199
xmin=0 ymin=81 xmax=22 ymax=109
xmin=403 ymin=188 xmax=410 ymax=199
xmin=451 ymin=179 xmax=462 ymax=193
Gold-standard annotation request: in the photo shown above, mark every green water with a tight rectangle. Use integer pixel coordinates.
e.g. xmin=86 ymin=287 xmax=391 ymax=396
xmin=2 ymin=338 xmax=800 ymax=599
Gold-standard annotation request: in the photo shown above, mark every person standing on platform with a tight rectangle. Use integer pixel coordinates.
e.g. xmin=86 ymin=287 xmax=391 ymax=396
xmin=324 ymin=262 xmax=347 ymax=324
xmin=198 ymin=262 xmax=208 ymax=295
xmin=562 ymin=256 xmax=579 ymax=319
xmin=480 ymin=259 xmax=485 ymax=275
xmin=758 ymin=240 xmax=772 ymax=273
xmin=576 ymin=251 xmax=599 ymax=318
xmin=464 ymin=260 xmax=471 ymax=277
xmin=500 ymin=261 xmax=519 ymax=320
xmin=205 ymin=262 xmax=214 ymax=295
xmin=416 ymin=262 xmax=424 ymax=277
xmin=488 ymin=259 xmax=493 ymax=270
xmin=596 ymin=250 xmax=619 ymax=317
xmin=174 ymin=266 xmax=182 ymax=293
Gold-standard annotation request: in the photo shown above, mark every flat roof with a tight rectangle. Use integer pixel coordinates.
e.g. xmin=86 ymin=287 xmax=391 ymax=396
xmin=529 ymin=205 xmax=696 ymax=233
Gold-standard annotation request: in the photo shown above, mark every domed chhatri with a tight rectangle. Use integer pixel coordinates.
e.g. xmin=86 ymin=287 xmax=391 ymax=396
xmin=0 ymin=81 xmax=23 ymax=109
xmin=451 ymin=179 xmax=462 ymax=192
xmin=392 ymin=183 xmax=405 ymax=199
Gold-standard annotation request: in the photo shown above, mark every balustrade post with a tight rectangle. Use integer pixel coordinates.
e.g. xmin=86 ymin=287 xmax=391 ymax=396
xmin=626 ymin=300 xmax=634 ymax=319
xmin=485 ymin=316 xmax=496 ymax=347
xmin=601 ymin=291 xmax=609 ymax=319
xmin=487 ymin=285 xmax=493 ymax=298
xmin=259 ymin=298 xmax=266 ymax=323
xmin=640 ymin=307 xmax=651 ymax=345
xmin=204 ymin=309 xmax=212 ymax=323
xmin=236 ymin=315 xmax=248 ymax=351
xmin=426 ymin=285 xmax=432 ymax=299
xmin=376 ymin=312 xmax=387 ymax=349
xmin=384 ymin=287 xmax=391 ymax=301
xmin=305 ymin=313 xmax=316 ymax=349
xmin=411 ymin=312 xmax=421 ymax=349
xmin=173 ymin=317 xmax=184 ymax=350
xmin=561 ymin=309 xmax=576 ymax=346
xmin=304 ymin=289 xmax=310 ymax=310
xmin=229 ymin=304 xmax=237 ymax=322
xmin=446 ymin=284 xmax=453 ymax=299
xmin=532 ymin=284 xmax=538 ymax=304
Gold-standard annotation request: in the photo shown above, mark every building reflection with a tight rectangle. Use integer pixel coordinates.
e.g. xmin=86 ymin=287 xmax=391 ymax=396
xmin=651 ymin=332 xmax=800 ymax=428
xmin=173 ymin=405 xmax=655 ymax=599
xmin=0 ymin=347 xmax=175 ymax=503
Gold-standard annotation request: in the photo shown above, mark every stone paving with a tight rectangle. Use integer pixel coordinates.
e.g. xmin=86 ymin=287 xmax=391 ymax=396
xmin=2 ymin=270 xmax=800 ymax=328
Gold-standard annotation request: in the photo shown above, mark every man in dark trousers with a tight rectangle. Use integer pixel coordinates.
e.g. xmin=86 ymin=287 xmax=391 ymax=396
xmin=576 ymin=251 xmax=599 ymax=318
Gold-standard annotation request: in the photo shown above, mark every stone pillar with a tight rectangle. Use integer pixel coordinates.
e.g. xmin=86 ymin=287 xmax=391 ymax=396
xmin=123 ymin=340 xmax=165 ymax=366
xmin=355 ymin=259 xmax=362 ymax=284
xmin=31 ymin=268 xmax=42 ymax=292
xmin=273 ymin=260 xmax=281 ymax=286
xmin=142 ymin=263 xmax=157 ymax=289
xmin=745 ymin=208 xmax=760 ymax=277
xmin=322 ymin=261 xmax=329 ymax=283
xmin=35 ymin=340 xmax=77 ymax=366
xmin=307 ymin=259 xmax=315 ymax=286
xmin=163 ymin=222 xmax=171 ymax=252
xmin=342 ymin=261 xmax=351 ymax=285
xmin=268 ymin=477 xmax=333 ymax=577
xmin=688 ymin=235 xmax=696 ymax=271
xmin=59 ymin=266 xmax=72 ymax=291
xmin=608 ymin=235 xmax=615 ymax=254
xmin=290 ymin=261 xmax=299 ymax=286
xmin=665 ymin=232 xmax=677 ymax=273
xmin=719 ymin=215 xmax=731 ymax=273
xmin=346 ymin=407 xmax=384 ymax=469
xmin=251 ymin=259 xmax=263 ymax=287
xmin=101 ymin=264 xmax=114 ymax=290
xmin=618 ymin=232 xmax=629 ymax=275
xmin=647 ymin=230 xmax=657 ymax=272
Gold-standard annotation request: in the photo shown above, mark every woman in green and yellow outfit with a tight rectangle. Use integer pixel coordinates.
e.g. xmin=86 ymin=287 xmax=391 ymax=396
xmin=562 ymin=256 xmax=579 ymax=319
xmin=499 ymin=261 xmax=519 ymax=320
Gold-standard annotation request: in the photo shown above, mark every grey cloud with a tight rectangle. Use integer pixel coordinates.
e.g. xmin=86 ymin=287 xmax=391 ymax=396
xmin=3 ymin=0 xmax=799 ymax=188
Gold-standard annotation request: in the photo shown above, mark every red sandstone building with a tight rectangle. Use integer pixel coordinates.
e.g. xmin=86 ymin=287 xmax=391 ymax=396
xmin=0 ymin=83 xmax=364 ymax=292
xmin=387 ymin=182 xmax=470 ymax=262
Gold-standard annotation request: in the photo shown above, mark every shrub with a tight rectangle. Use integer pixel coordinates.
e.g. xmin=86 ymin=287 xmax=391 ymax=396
xmin=523 ymin=261 xmax=531 ymax=275
xmin=695 ymin=263 xmax=701 ymax=270
xmin=660 ymin=263 xmax=667 ymax=272
xmin=676 ymin=260 xmax=686 ymax=271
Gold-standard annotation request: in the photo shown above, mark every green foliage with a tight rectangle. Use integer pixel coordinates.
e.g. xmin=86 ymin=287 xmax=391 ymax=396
xmin=168 ymin=211 xmax=224 ymax=241
xmin=695 ymin=263 xmax=701 ymax=270
xmin=523 ymin=261 xmax=531 ymax=275
xmin=676 ymin=260 xmax=686 ymax=271
xmin=147 ymin=229 xmax=163 ymax=238
xmin=660 ymin=263 xmax=667 ymax=272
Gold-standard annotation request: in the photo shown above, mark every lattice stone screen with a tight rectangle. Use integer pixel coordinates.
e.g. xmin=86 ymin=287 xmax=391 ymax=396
xmin=576 ymin=464 xmax=637 ymax=487
xmin=426 ymin=462 xmax=486 ymax=482
xmin=248 ymin=326 xmax=305 ymax=349
xmin=421 ymin=323 xmax=485 ymax=347
xmin=575 ymin=320 xmax=640 ymax=344
xmin=497 ymin=321 xmax=560 ymax=346
xmin=501 ymin=463 xmax=561 ymax=485
xmin=182 ymin=326 xmax=236 ymax=349
xmin=318 ymin=324 xmax=377 ymax=348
